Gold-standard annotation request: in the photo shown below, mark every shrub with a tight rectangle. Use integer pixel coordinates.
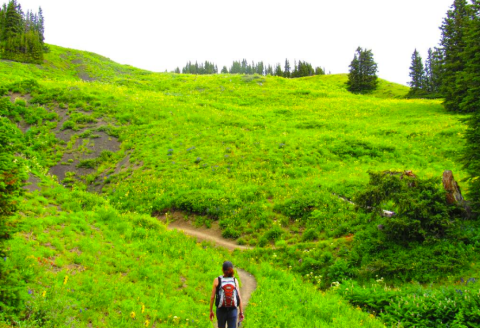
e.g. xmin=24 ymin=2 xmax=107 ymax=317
xmin=338 ymin=279 xmax=480 ymax=328
xmin=355 ymin=171 xmax=466 ymax=244
xmin=302 ymin=228 xmax=319 ymax=241
xmin=264 ymin=225 xmax=283 ymax=241
xmin=61 ymin=120 xmax=75 ymax=131
xmin=77 ymin=159 xmax=97 ymax=169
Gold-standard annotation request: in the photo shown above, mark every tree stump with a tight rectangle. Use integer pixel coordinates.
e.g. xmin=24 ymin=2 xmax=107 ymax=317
xmin=442 ymin=170 xmax=471 ymax=218
xmin=442 ymin=170 xmax=464 ymax=205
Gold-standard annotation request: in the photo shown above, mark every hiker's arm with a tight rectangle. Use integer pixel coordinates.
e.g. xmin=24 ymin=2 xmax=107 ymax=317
xmin=237 ymin=279 xmax=244 ymax=318
xmin=209 ymin=278 xmax=218 ymax=320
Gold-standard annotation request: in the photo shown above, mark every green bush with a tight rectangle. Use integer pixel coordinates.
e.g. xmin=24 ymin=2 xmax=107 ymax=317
xmin=355 ymin=171 xmax=466 ymax=244
xmin=77 ymin=159 xmax=97 ymax=169
xmin=302 ymin=228 xmax=319 ymax=241
xmin=61 ymin=120 xmax=76 ymax=131
xmin=338 ymin=279 xmax=480 ymax=327
xmin=263 ymin=225 xmax=283 ymax=241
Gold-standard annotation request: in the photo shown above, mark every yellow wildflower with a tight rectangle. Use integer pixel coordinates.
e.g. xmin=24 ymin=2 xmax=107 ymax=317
xmin=63 ymin=276 xmax=68 ymax=285
xmin=130 ymin=311 xmax=136 ymax=319
xmin=142 ymin=304 xmax=145 ymax=313
xmin=144 ymin=320 xmax=150 ymax=327
xmin=42 ymin=290 xmax=46 ymax=298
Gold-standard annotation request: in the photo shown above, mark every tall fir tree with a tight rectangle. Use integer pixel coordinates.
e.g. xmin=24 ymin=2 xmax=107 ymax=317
xmin=274 ymin=63 xmax=283 ymax=77
xmin=347 ymin=47 xmax=378 ymax=93
xmin=283 ymin=59 xmax=290 ymax=78
xmin=460 ymin=0 xmax=480 ymax=213
xmin=440 ymin=0 xmax=472 ymax=112
xmin=407 ymin=49 xmax=426 ymax=96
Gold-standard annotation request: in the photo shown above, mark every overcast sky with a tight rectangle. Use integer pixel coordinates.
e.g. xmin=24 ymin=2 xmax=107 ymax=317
xmin=17 ymin=0 xmax=453 ymax=85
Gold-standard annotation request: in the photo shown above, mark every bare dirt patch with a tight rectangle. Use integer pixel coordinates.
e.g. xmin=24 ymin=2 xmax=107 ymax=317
xmin=9 ymin=92 xmax=32 ymax=103
xmin=77 ymin=65 xmax=96 ymax=82
xmin=23 ymin=173 xmax=42 ymax=192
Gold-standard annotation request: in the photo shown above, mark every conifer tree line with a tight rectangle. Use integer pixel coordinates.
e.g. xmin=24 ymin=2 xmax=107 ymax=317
xmin=0 ymin=0 xmax=46 ymax=64
xmin=406 ymin=0 xmax=477 ymax=101
xmin=177 ymin=58 xmax=325 ymax=78
xmin=179 ymin=61 xmax=218 ymax=74
xmin=407 ymin=48 xmax=444 ymax=97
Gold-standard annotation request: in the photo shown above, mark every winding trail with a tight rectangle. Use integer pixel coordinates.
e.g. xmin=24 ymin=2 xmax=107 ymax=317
xmin=165 ymin=217 xmax=257 ymax=312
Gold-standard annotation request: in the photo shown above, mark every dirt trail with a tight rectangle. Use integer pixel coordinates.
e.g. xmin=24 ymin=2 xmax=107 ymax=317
xmin=168 ymin=219 xmax=251 ymax=251
xmin=165 ymin=218 xmax=257 ymax=320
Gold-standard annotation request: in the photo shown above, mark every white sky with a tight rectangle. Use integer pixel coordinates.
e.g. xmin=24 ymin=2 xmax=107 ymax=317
xmin=17 ymin=0 xmax=453 ymax=85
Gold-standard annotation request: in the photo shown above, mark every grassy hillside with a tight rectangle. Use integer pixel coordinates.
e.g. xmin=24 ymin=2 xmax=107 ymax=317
xmin=1 ymin=45 xmax=478 ymax=327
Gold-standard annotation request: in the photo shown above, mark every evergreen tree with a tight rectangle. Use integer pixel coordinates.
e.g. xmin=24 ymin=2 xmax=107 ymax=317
xmin=347 ymin=47 xmax=378 ymax=93
xmin=460 ymin=1 xmax=480 ymax=213
xmin=230 ymin=61 xmax=241 ymax=74
xmin=221 ymin=66 xmax=228 ymax=74
xmin=440 ymin=0 xmax=471 ymax=112
xmin=256 ymin=61 xmax=264 ymax=75
xmin=284 ymin=59 xmax=290 ymax=78
xmin=174 ymin=67 xmax=180 ymax=74
xmin=0 ymin=0 xmax=44 ymax=63
xmin=407 ymin=49 xmax=426 ymax=96
xmin=0 ymin=4 xmax=6 ymax=43
xmin=274 ymin=63 xmax=283 ymax=77
xmin=267 ymin=65 xmax=273 ymax=76
xmin=315 ymin=67 xmax=325 ymax=75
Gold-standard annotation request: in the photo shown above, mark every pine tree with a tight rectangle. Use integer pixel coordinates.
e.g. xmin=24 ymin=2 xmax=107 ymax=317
xmin=407 ymin=49 xmax=426 ymax=96
xmin=274 ymin=63 xmax=283 ymax=77
xmin=459 ymin=0 xmax=480 ymax=213
xmin=230 ymin=61 xmax=241 ymax=74
xmin=440 ymin=0 xmax=472 ymax=112
xmin=284 ymin=59 xmax=290 ymax=78
xmin=37 ymin=6 xmax=44 ymax=47
xmin=347 ymin=47 xmax=378 ymax=93
xmin=256 ymin=61 xmax=264 ymax=75
xmin=0 ymin=4 xmax=6 ymax=43
xmin=221 ymin=66 xmax=228 ymax=74
xmin=315 ymin=67 xmax=325 ymax=75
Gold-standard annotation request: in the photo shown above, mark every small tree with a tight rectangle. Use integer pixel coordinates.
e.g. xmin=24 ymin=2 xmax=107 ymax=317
xmin=347 ymin=47 xmax=378 ymax=93
xmin=407 ymin=49 xmax=426 ymax=97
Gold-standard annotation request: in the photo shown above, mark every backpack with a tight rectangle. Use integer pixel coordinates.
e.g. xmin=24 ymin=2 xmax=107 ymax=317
xmin=215 ymin=276 xmax=240 ymax=308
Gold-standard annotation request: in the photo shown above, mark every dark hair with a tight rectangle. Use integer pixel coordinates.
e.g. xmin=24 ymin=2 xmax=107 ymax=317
xmin=223 ymin=267 xmax=235 ymax=277
xmin=222 ymin=261 xmax=234 ymax=277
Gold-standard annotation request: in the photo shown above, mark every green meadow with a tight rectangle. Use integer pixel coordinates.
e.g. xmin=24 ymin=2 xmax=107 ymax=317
xmin=1 ymin=44 xmax=478 ymax=327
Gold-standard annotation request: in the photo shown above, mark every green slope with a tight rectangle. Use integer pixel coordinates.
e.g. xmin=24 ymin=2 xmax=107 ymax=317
xmin=0 ymin=44 xmax=477 ymax=327
xmin=319 ymin=73 xmax=410 ymax=99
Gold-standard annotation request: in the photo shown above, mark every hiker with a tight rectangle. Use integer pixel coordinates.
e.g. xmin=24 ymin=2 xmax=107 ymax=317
xmin=209 ymin=261 xmax=244 ymax=327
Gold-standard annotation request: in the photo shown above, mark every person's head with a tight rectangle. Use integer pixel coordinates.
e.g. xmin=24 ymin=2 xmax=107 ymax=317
xmin=222 ymin=261 xmax=234 ymax=277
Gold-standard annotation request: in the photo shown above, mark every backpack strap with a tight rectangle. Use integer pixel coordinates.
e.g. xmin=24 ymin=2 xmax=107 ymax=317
xmin=216 ymin=276 xmax=222 ymax=293
xmin=234 ymin=278 xmax=241 ymax=306
xmin=215 ymin=276 xmax=222 ymax=307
